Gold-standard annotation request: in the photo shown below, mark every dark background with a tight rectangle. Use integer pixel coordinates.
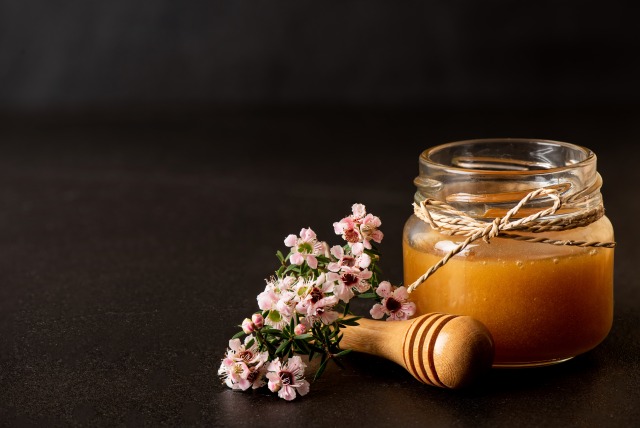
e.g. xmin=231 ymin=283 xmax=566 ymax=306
xmin=1 ymin=1 xmax=639 ymax=427
xmin=2 ymin=0 xmax=640 ymax=112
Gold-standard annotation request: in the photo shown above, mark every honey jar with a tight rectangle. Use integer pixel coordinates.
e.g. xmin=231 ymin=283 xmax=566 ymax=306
xmin=403 ymin=139 xmax=615 ymax=367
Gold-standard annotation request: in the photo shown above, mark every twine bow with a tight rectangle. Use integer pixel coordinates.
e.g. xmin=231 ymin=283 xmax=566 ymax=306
xmin=407 ymin=187 xmax=616 ymax=293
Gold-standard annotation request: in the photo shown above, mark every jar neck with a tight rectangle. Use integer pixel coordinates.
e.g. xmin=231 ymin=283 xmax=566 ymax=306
xmin=414 ymin=139 xmax=603 ymax=219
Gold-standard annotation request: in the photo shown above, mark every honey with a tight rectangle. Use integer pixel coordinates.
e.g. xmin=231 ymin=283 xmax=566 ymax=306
xmin=403 ymin=139 xmax=615 ymax=367
xmin=404 ymin=216 xmax=614 ymax=366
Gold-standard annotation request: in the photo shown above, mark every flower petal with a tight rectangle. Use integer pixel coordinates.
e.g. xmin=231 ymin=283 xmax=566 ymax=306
xmin=357 ymin=253 xmax=371 ymax=268
xmin=306 ymin=255 xmax=318 ymax=269
xmin=279 ymin=385 xmax=297 ymax=401
xmin=330 ymin=245 xmax=344 ymax=259
xmin=393 ymin=286 xmax=409 ymax=301
xmin=351 ymin=203 xmax=366 ymax=219
xmin=286 ymin=355 xmax=302 ymax=372
xmin=300 ymin=228 xmax=316 ymax=242
xmin=402 ymin=302 xmax=417 ymax=317
xmin=351 ymin=242 xmax=364 ymax=255
xmin=267 ymin=358 xmax=281 ymax=373
xmin=370 ymin=304 xmax=386 ymax=319
xmin=228 ymin=338 xmax=242 ymax=351
xmin=296 ymin=379 xmax=310 ymax=396
xmin=284 ymin=234 xmax=298 ymax=247
xmin=376 ymin=281 xmax=392 ymax=298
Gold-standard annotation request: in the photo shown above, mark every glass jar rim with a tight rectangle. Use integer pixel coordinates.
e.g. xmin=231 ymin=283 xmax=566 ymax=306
xmin=420 ymin=138 xmax=596 ymax=176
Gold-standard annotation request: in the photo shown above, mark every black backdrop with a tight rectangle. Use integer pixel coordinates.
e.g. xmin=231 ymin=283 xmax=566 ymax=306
xmin=2 ymin=0 xmax=639 ymax=113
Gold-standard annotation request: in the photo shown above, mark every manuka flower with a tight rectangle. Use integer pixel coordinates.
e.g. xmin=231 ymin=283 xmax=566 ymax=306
xmin=332 ymin=267 xmax=372 ymax=303
xmin=359 ymin=213 xmax=384 ymax=249
xmin=370 ymin=281 xmax=416 ymax=321
xmin=266 ymin=356 xmax=310 ymax=401
xmin=257 ymin=276 xmax=296 ymax=329
xmin=295 ymin=274 xmax=340 ymax=325
xmin=284 ymin=228 xmax=327 ymax=269
xmin=327 ymin=245 xmax=371 ymax=272
xmin=218 ymin=338 xmax=268 ymax=390
xmin=333 ymin=203 xmax=383 ymax=250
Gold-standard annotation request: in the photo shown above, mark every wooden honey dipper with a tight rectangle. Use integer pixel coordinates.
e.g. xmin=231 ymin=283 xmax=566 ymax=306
xmin=340 ymin=313 xmax=494 ymax=389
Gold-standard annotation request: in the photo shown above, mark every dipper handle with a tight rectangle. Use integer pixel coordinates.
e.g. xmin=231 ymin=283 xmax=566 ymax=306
xmin=340 ymin=313 xmax=494 ymax=389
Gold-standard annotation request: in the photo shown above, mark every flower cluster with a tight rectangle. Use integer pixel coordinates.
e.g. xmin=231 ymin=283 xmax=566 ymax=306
xmin=218 ymin=204 xmax=416 ymax=400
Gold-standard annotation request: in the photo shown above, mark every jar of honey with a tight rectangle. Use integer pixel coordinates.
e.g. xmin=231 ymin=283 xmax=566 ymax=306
xmin=403 ymin=138 xmax=615 ymax=367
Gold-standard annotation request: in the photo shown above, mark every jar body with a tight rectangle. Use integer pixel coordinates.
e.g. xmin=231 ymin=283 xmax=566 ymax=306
xmin=404 ymin=139 xmax=614 ymax=367
xmin=403 ymin=215 xmax=614 ymax=366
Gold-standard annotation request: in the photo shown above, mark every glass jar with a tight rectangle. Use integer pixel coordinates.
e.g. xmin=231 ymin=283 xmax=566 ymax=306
xmin=403 ymin=138 xmax=615 ymax=367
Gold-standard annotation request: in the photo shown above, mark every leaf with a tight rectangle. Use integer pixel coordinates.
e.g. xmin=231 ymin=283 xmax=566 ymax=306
xmin=275 ymin=339 xmax=291 ymax=356
xmin=342 ymin=302 xmax=350 ymax=317
xmin=231 ymin=331 xmax=245 ymax=339
xmin=314 ymin=359 xmax=329 ymax=381
xmin=310 ymin=344 xmax=325 ymax=353
xmin=334 ymin=349 xmax=352 ymax=358
xmin=293 ymin=333 xmax=313 ymax=340
xmin=294 ymin=339 xmax=310 ymax=354
xmin=246 ymin=338 xmax=255 ymax=348
xmin=276 ymin=250 xmax=285 ymax=263
xmin=338 ymin=316 xmax=361 ymax=326
xmin=329 ymin=328 xmax=340 ymax=339
xmin=284 ymin=264 xmax=298 ymax=274
xmin=308 ymin=349 xmax=315 ymax=361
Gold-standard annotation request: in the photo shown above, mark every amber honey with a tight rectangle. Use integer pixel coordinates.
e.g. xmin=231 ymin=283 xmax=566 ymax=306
xmin=404 ymin=139 xmax=615 ymax=367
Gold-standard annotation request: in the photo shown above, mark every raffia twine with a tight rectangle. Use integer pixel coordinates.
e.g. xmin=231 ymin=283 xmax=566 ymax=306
xmin=407 ymin=187 xmax=616 ymax=293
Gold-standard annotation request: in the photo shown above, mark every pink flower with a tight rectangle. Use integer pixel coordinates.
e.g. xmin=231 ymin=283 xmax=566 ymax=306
xmin=218 ymin=337 xmax=268 ymax=390
xmin=328 ymin=245 xmax=371 ymax=272
xmin=218 ymin=359 xmax=252 ymax=390
xmin=360 ymin=214 xmax=384 ymax=249
xmin=370 ymin=282 xmax=416 ymax=321
xmin=332 ymin=204 xmax=384 ymax=249
xmin=257 ymin=277 xmax=296 ymax=329
xmin=295 ymin=274 xmax=340 ymax=324
xmin=284 ymin=228 xmax=327 ymax=269
xmin=266 ymin=356 xmax=310 ymax=401
xmin=333 ymin=267 xmax=372 ymax=303
xmin=224 ymin=337 xmax=268 ymax=367
xmin=333 ymin=216 xmax=362 ymax=245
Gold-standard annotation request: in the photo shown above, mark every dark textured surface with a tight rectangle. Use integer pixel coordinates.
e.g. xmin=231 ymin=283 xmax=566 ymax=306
xmin=0 ymin=108 xmax=639 ymax=427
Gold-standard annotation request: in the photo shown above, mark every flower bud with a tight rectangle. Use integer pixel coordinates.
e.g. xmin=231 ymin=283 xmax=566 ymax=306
xmin=251 ymin=313 xmax=264 ymax=329
xmin=294 ymin=323 xmax=307 ymax=336
xmin=242 ymin=318 xmax=255 ymax=334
